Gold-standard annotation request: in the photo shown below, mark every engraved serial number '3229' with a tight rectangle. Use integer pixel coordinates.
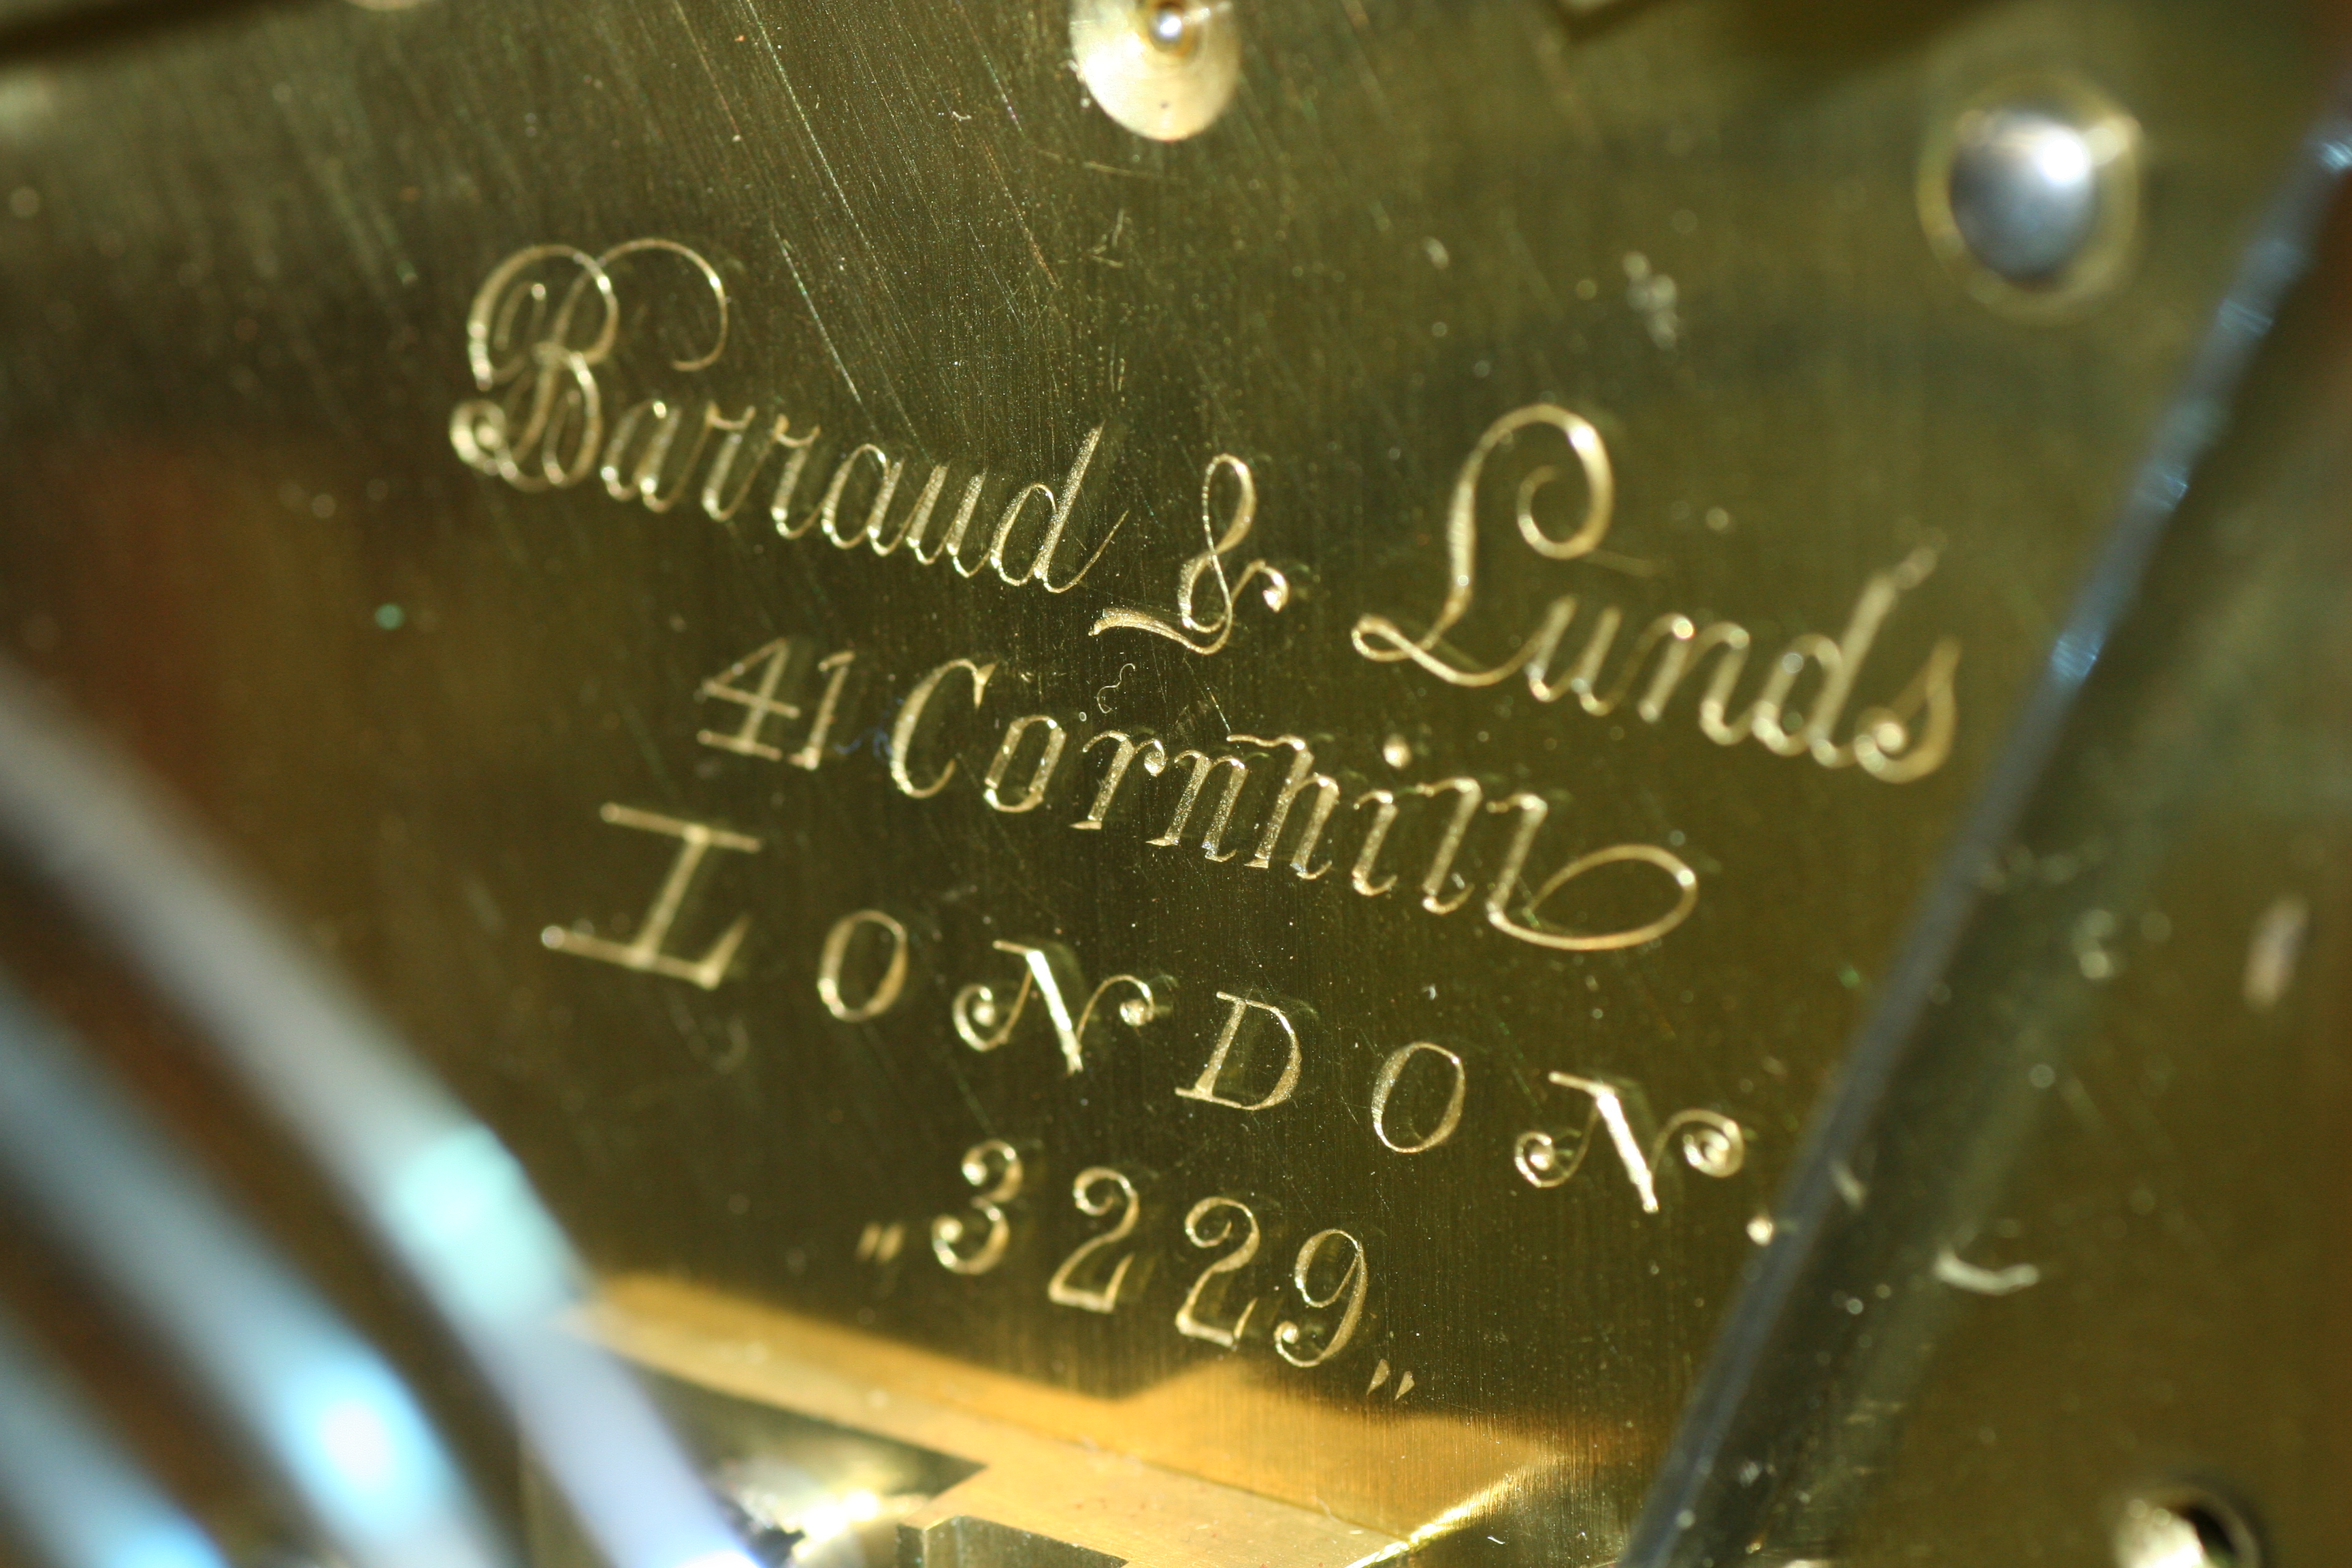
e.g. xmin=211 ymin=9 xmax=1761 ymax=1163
xmin=902 ymin=1140 xmax=1376 ymax=1373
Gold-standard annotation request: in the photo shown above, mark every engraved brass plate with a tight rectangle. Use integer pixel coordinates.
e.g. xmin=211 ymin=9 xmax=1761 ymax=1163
xmin=0 ymin=1 xmax=2343 ymax=1566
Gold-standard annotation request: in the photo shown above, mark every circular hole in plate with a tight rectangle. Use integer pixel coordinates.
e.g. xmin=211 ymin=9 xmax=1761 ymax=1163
xmin=2114 ymin=1488 xmax=2260 ymax=1568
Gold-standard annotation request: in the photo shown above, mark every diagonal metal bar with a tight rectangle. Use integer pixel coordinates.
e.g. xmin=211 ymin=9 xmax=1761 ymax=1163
xmin=1620 ymin=63 xmax=2352 ymax=1568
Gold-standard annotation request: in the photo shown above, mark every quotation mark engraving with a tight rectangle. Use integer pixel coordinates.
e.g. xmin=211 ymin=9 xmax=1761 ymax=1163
xmin=1365 ymin=1359 xmax=1416 ymax=1401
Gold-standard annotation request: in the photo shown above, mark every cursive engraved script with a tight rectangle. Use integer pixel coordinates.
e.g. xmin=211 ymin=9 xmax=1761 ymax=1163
xmin=864 ymin=658 xmax=1701 ymax=955
xmin=1352 ymin=404 xmax=1962 ymax=783
xmin=449 ymin=241 xmax=1126 ymax=595
xmin=1091 ymin=453 xmax=1292 ymax=654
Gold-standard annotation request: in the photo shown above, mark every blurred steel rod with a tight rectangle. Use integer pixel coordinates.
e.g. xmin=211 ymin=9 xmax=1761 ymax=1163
xmin=0 ymin=662 xmax=753 ymax=1568
xmin=0 ymin=1306 xmax=237 ymax=1568
xmin=0 ymin=978 xmax=506 ymax=1568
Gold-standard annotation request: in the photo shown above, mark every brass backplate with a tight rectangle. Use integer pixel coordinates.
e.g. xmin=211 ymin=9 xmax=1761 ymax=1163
xmin=0 ymin=1 xmax=2346 ymax=1566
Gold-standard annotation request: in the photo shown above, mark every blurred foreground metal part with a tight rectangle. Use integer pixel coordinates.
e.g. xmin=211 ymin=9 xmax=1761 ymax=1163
xmin=1 ymin=2 xmax=2351 ymax=1568
xmin=0 ymin=672 xmax=755 ymax=1568
xmin=0 ymin=970 xmax=504 ymax=1568
xmin=0 ymin=1309 xmax=234 ymax=1568
xmin=0 ymin=651 xmax=752 ymax=1568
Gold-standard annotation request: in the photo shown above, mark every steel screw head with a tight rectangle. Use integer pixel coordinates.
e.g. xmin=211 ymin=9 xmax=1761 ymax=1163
xmin=1921 ymin=76 xmax=2141 ymax=318
xmin=1947 ymin=106 xmax=2103 ymax=284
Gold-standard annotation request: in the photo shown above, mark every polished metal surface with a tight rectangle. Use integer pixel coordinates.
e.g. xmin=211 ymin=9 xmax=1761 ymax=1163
xmin=0 ymin=2 xmax=2347 ymax=1567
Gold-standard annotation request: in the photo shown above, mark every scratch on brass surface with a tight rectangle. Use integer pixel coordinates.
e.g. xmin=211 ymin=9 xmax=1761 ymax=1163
xmin=668 ymin=0 xmax=746 ymax=147
xmin=2243 ymin=894 xmax=2310 ymax=1010
xmin=1931 ymin=1247 xmax=2040 ymax=1297
xmin=772 ymin=237 xmax=863 ymax=409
